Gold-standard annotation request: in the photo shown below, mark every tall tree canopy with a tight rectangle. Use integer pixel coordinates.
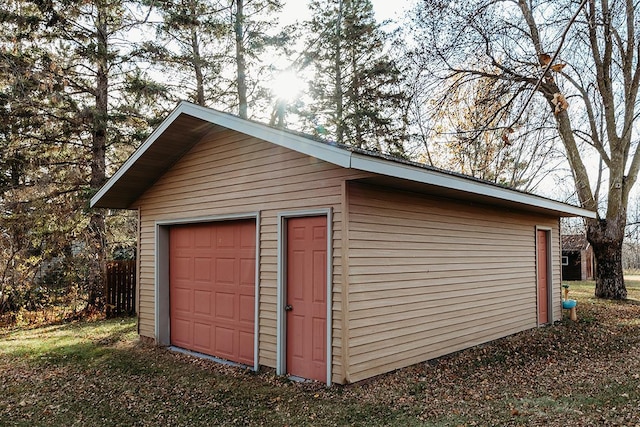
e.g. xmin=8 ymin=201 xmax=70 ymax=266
xmin=412 ymin=0 xmax=640 ymax=299
xmin=147 ymin=0 xmax=287 ymax=117
xmin=303 ymin=0 xmax=408 ymax=155
xmin=0 ymin=0 xmax=156 ymax=311
xmin=145 ymin=0 xmax=227 ymax=107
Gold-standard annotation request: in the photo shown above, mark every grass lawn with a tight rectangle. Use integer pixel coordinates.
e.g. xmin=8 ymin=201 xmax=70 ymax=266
xmin=1 ymin=282 xmax=639 ymax=426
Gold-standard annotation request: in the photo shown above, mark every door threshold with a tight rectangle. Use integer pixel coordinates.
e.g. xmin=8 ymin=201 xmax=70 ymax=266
xmin=169 ymin=346 xmax=254 ymax=371
xmin=287 ymin=375 xmax=312 ymax=383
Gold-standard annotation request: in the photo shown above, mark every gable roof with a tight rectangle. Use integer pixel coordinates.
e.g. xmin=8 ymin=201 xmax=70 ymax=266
xmin=562 ymin=234 xmax=591 ymax=251
xmin=90 ymin=101 xmax=596 ymax=219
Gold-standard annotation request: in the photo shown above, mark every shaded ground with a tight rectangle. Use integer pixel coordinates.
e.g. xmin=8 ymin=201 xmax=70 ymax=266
xmin=1 ymin=282 xmax=639 ymax=426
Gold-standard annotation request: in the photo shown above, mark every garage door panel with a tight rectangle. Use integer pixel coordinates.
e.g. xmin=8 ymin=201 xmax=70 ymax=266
xmin=194 ymin=257 xmax=212 ymax=281
xmin=216 ymin=226 xmax=236 ymax=248
xmin=215 ymin=292 xmax=236 ymax=320
xmin=238 ymin=331 xmax=254 ymax=362
xmin=170 ymin=220 xmax=255 ymax=366
xmin=215 ymin=326 xmax=235 ymax=355
xmin=171 ymin=318 xmax=191 ymax=346
xmin=172 ymin=230 xmax=192 ymax=248
xmin=240 ymin=225 xmax=255 ymax=248
xmin=171 ymin=287 xmax=192 ymax=312
xmin=173 ymin=257 xmax=193 ymax=280
xmin=239 ymin=294 xmax=254 ymax=323
xmin=193 ymin=290 xmax=212 ymax=315
xmin=215 ymin=258 xmax=236 ymax=284
xmin=193 ymin=322 xmax=212 ymax=348
xmin=194 ymin=228 xmax=212 ymax=247
xmin=240 ymin=258 xmax=255 ymax=284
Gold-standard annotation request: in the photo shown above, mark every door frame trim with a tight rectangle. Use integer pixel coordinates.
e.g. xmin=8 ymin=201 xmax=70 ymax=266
xmin=276 ymin=209 xmax=333 ymax=386
xmin=155 ymin=212 xmax=261 ymax=371
xmin=535 ymin=226 xmax=553 ymax=325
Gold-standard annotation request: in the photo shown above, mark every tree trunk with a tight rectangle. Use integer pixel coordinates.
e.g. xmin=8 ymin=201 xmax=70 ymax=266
xmin=191 ymin=27 xmax=205 ymax=106
xmin=235 ymin=0 xmax=248 ymax=119
xmin=335 ymin=0 xmax=344 ymax=144
xmin=586 ymin=214 xmax=628 ymax=300
xmin=88 ymin=4 xmax=109 ymax=310
xmin=538 ymin=86 xmax=629 ymax=300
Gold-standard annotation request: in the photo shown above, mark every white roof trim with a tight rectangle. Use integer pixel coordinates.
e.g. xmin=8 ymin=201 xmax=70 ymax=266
xmin=90 ymin=104 xmax=187 ymax=208
xmin=91 ymin=101 xmax=596 ymax=219
xmin=178 ymin=103 xmax=351 ymax=168
xmin=349 ymin=153 xmax=596 ymax=218
xmin=91 ymin=101 xmax=351 ymax=208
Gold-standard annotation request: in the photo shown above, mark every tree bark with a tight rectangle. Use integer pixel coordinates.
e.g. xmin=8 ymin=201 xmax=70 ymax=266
xmin=335 ymin=0 xmax=344 ymax=144
xmin=235 ymin=0 xmax=248 ymax=119
xmin=539 ymin=75 xmax=627 ymax=300
xmin=88 ymin=2 xmax=109 ymax=309
xmin=587 ymin=214 xmax=627 ymax=299
xmin=191 ymin=26 xmax=205 ymax=106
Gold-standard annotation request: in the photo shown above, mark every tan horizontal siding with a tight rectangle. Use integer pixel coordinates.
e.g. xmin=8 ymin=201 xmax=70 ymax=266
xmin=351 ymin=268 xmax=536 ymax=292
xmin=349 ymin=305 xmax=534 ymax=362
xmin=135 ymin=128 xmax=368 ymax=383
xmin=349 ymin=277 xmax=533 ymax=306
xmin=346 ymin=182 xmax=560 ymax=381
xmin=350 ymin=318 xmax=534 ymax=382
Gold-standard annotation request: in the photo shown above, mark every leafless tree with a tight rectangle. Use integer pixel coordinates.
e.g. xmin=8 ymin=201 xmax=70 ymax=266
xmin=411 ymin=0 xmax=640 ymax=299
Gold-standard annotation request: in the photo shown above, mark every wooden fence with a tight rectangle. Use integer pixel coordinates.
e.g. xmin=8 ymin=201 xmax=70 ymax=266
xmin=106 ymin=260 xmax=136 ymax=318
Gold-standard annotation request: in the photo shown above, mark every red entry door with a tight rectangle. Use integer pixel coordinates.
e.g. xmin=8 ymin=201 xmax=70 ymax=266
xmin=537 ymin=230 xmax=549 ymax=324
xmin=286 ymin=216 xmax=327 ymax=382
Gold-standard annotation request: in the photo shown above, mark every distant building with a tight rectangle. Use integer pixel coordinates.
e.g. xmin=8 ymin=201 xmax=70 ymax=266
xmin=562 ymin=234 xmax=594 ymax=281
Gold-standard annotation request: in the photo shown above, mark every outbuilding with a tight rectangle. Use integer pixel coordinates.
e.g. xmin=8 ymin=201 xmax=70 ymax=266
xmin=91 ymin=101 xmax=595 ymax=385
xmin=562 ymin=234 xmax=595 ymax=281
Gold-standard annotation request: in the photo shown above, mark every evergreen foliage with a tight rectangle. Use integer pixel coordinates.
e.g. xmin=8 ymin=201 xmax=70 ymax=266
xmin=0 ymin=0 xmax=156 ymax=313
xmin=145 ymin=0 xmax=287 ymax=118
xmin=303 ymin=0 xmax=408 ymax=156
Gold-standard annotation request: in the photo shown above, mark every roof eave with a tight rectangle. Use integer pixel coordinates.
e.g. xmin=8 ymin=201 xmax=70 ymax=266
xmin=91 ymin=101 xmax=596 ymax=220
xmin=91 ymin=102 xmax=352 ymax=209
xmin=349 ymin=153 xmax=596 ymax=219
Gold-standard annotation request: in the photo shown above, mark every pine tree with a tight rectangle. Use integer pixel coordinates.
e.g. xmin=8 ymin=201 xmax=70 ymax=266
xmin=1 ymin=0 xmax=157 ymax=311
xmin=144 ymin=0 xmax=226 ymax=106
xmin=148 ymin=0 xmax=287 ymax=118
xmin=303 ymin=0 xmax=408 ymax=156
xmin=228 ymin=0 xmax=287 ymax=119
xmin=0 ymin=1 xmax=48 ymax=312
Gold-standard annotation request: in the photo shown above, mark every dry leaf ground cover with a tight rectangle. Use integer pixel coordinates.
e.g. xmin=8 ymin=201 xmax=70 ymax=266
xmin=1 ymin=281 xmax=639 ymax=426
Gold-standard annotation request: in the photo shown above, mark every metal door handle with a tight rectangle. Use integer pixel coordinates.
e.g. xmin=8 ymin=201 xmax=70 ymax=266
xmin=285 ymin=304 xmax=293 ymax=311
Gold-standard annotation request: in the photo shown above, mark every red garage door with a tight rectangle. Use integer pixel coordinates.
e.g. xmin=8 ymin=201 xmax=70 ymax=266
xmin=169 ymin=220 xmax=255 ymax=366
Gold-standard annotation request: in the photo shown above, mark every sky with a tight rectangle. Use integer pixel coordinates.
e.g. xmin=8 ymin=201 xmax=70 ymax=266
xmin=281 ymin=0 xmax=414 ymax=25
xmin=268 ymin=0 xmax=414 ymax=104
